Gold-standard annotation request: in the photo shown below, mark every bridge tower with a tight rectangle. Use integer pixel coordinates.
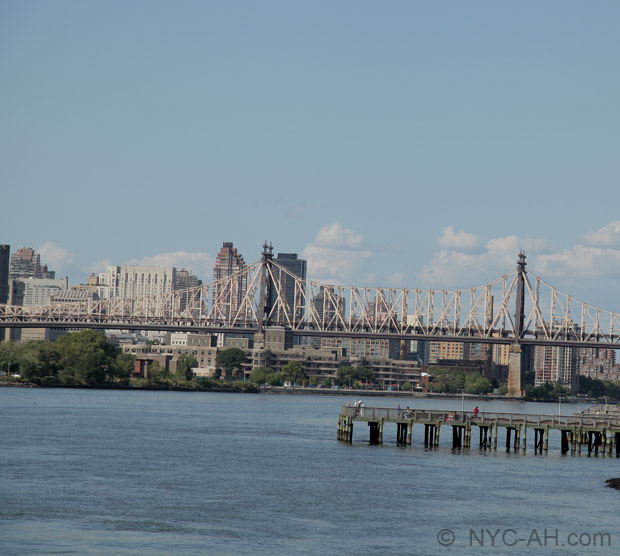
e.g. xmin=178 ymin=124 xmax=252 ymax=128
xmin=257 ymin=241 xmax=274 ymax=336
xmin=507 ymin=251 xmax=527 ymax=397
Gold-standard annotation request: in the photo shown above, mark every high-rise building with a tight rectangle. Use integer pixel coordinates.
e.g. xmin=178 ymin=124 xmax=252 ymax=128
xmin=0 ymin=244 xmax=9 ymax=304
xmin=312 ymin=286 xmax=346 ymax=324
xmin=269 ymin=253 xmax=306 ymax=322
xmin=212 ymin=242 xmax=247 ymax=321
xmin=9 ymin=246 xmax=55 ymax=279
xmin=176 ymin=269 xmax=202 ymax=290
xmin=19 ymin=277 xmax=69 ymax=306
xmin=533 ymin=344 xmax=579 ymax=394
xmin=175 ymin=269 xmax=202 ymax=312
xmin=98 ymin=265 xmax=176 ymax=299
xmin=578 ymin=347 xmax=616 ymax=378
xmin=8 ymin=277 xmax=69 ymax=343
xmin=0 ymin=244 xmax=9 ymax=342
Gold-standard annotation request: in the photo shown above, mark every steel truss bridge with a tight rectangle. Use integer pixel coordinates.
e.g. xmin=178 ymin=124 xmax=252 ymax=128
xmin=1 ymin=245 xmax=619 ymax=351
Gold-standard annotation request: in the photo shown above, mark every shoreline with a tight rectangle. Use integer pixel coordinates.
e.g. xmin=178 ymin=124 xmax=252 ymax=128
xmin=0 ymin=380 xmax=604 ymax=403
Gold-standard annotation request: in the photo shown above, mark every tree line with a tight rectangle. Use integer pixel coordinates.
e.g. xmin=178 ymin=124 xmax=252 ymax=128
xmin=0 ymin=330 xmax=134 ymax=385
xmin=425 ymin=367 xmax=493 ymax=395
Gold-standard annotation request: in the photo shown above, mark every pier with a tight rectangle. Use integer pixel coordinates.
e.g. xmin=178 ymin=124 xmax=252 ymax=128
xmin=337 ymin=406 xmax=620 ymax=456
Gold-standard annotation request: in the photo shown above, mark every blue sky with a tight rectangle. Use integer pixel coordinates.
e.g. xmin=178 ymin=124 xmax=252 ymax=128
xmin=2 ymin=1 xmax=620 ymax=311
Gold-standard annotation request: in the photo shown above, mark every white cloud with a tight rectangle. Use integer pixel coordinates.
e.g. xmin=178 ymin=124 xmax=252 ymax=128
xmin=436 ymin=226 xmax=480 ymax=250
xmin=303 ymin=224 xmax=372 ymax=283
xmin=584 ymin=221 xmax=620 ymax=247
xmin=418 ymin=233 xmax=547 ymax=287
xmin=126 ymin=251 xmax=214 ymax=281
xmin=315 ymin=223 xmax=364 ymax=249
xmin=37 ymin=242 xmax=74 ymax=274
xmin=535 ymin=245 xmax=620 ymax=278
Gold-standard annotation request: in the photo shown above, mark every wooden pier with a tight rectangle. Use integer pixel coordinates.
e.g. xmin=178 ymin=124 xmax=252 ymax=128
xmin=337 ymin=406 xmax=620 ymax=456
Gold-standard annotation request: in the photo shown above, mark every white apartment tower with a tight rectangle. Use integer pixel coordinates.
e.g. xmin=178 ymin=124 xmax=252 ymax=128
xmin=98 ymin=265 xmax=176 ymax=299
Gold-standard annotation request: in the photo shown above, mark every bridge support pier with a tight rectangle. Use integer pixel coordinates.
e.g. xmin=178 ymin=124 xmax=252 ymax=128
xmin=507 ymin=343 xmax=525 ymax=398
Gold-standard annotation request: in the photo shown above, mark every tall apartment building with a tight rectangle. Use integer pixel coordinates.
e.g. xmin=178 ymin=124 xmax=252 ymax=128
xmin=0 ymin=244 xmax=9 ymax=342
xmin=20 ymin=277 xmax=69 ymax=306
xmin=269 ymin=253 xmax=307 ymax=322
xmin=9 ymin=246 xmax=55 ymax=279
xmin=8 ymin=277 xmax=69 ymax=343
xmin=176 ymin=269 xmax=202 ymax=290
xmin=312 ymin=286 xmax=346 ymax=323
xmin=98 ymin=265 xmax=176 ymax=299
xmin=175 ymin=269 xmax=202 ymax=312
xmin=579 ymin=347 xmax=616 ymax=378
xmin=533 ymin=344 xmax=579 ymax=394
xmin=0 ymin=244 xmax=9 ymax=304
xmin=212 ymin=242 xmax=247 ymax=320
xmin=428 ymin=341 xmax=465 ymax=364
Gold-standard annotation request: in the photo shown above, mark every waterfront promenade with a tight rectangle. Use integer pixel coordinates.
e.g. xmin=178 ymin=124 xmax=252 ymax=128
xmin=338 ymin=405 xmax=620 ymax=456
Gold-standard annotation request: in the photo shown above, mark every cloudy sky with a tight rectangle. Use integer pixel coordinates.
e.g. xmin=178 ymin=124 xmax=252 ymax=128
xmin=2 ymin=1 xmax=620 ymax=311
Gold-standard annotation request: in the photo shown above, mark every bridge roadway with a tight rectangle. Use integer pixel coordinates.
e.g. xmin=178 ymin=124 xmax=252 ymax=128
xmin=337 ymin=406 xmax=620 ymax=456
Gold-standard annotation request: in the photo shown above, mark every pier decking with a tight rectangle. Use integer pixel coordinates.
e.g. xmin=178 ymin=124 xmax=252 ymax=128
xmin=337 ymin=406 xmax=620 ymax=456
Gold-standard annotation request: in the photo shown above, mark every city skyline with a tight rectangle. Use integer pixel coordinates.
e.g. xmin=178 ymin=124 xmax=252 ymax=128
xmin=2 ymin=224 xmax=620 ymax=312
xmin=2 ymin=2 xmax=620 ymax=311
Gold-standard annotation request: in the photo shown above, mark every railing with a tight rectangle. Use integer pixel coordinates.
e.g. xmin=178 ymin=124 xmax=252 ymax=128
xmin=341 ymin=406 xmax=620 ymax=429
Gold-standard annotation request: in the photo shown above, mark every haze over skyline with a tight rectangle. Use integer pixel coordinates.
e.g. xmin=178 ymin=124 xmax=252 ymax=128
xmin=2 ymin=1 xmax=619 ymax=311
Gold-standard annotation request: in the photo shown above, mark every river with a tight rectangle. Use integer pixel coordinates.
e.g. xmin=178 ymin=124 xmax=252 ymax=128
xmin=1 ymin=388 xmax=618 ymax=555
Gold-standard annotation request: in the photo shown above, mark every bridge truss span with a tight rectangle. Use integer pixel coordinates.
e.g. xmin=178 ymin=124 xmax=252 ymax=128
xmin=1 ymin=250 xmax=619 ymax=348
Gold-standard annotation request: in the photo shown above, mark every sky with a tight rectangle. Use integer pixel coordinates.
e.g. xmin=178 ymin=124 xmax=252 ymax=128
xmin=2 ymin=1 xmax=620 ymax=312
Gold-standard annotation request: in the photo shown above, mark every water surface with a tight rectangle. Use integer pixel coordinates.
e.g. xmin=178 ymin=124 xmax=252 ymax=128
xmin=1 ymin=389 xmax=617 ymax=555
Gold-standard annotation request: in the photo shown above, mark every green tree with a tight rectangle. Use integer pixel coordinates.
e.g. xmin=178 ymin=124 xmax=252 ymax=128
xmin=176 ymin=354 xmax=197 ymax=381
xmin=114 ymin=352 xmax=135 ymax=384
xmin=147 ymin=359 xmax=166 ymax=379
xmin=249 ymin=367 xmax=283 ymax=385
xmin=216 ymin=348 xmax=247 ymax=379
xmin=282 ymin=360 xmax=307 ymax=385
xmin=55 ymin=330 xmax=121 ymax=384
xmin=0 ymin=341 xmax=20 ymax=376
xmin=337 ymin=366 xmax=375 ymax=388
xmin=18 ymin=341 xmax=61 ymax=381
xmin=465 ymin=375 xmax=493 ymax=394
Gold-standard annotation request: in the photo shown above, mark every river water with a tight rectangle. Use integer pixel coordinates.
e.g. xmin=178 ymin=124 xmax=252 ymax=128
xmin=1 ymin=388 xmax=618 ymax=555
